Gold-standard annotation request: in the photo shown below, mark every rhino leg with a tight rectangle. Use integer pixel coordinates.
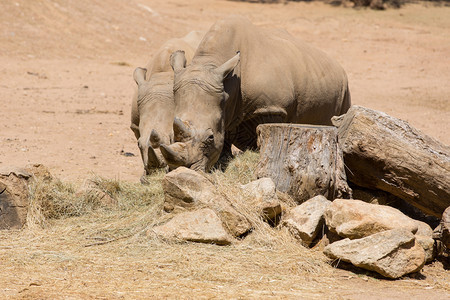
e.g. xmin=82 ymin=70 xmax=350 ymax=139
xmin=232 ymin=115 xmax=283 ymax=151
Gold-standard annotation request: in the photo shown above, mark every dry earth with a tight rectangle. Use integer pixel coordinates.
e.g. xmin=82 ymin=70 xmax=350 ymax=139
xmin=1 ymin=0 xmax=449 ymax=299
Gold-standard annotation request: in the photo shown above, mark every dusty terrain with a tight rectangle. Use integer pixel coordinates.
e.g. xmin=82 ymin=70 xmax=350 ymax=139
xmin=1 ymin=0 xmax=449 ymax=299
xmin=1 ymin=0 xmax=449 ymax=183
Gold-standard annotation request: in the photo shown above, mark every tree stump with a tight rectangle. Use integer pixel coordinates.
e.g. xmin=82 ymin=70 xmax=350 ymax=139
xmin=332 ymin=105 xmax=450 ymax=218
xmin=255 ymin=124 xmax=351 ymax=203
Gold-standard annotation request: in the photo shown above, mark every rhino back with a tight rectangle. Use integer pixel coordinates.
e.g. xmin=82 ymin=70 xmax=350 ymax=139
xmin=147 ymin=31 xmax=204 ymax=76
xmin=192 ymin=16 xmax=349 ymax=127
xmin=131 ymin=31 xmax=204 ymax=132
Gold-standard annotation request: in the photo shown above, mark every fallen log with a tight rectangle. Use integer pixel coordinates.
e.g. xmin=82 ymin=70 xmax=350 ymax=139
xmin=255 ymin=123 xmax=351 ymax=203
xmin=332 ymin=105 xmax=450 ymax=217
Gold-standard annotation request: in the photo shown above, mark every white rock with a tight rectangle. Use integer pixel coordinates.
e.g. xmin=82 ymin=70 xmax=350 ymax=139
xmin=241 ymin=178 xmax=282 ymax=223
xmin=162 ymin=167 xmax=251 ymax=237
xmin=325 ymin=199 xmax=418 ymax=239
xmin=151 ymin=208 xmax=233 ymax=245
xmin=324 ymin=228 xmax=426 ymax=279
xmin=282 ymin=195 xmax=331 ymax=245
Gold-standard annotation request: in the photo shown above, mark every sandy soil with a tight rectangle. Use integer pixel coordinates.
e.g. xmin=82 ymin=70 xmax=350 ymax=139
xmin=0 ymin=0 xmax=449 ymax=298
xmin=1 ymin=0 xmax=449 ymax=183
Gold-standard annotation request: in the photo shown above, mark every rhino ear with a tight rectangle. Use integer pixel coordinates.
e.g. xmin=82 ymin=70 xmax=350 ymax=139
xmin=170 ymin=50 xmax=187 ymax=73
xmin=215 ymin=51 xmax=240 ymax=79
xmin=133 ymin=67 xmax=147 ymax=86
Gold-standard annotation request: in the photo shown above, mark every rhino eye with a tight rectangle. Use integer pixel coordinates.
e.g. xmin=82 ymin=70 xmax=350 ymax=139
xmin=201 ymin=134 xmax=214 ymax=150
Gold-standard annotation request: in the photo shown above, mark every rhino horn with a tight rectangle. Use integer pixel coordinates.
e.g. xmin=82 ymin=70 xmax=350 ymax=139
xmin=215 ymin=51 xmax=240 ymax=78
xmin=173 ymin=117 xmax=192 ymax=142
xmin=160 ymin=143 xmax=187 ymax=168
xmin=150 ymin=129 xmax=161 ymax=148
xmin=170 ymin=50 xmax=187 ymax=73
xmin=133 ymin=67 xmax=147 ymax=85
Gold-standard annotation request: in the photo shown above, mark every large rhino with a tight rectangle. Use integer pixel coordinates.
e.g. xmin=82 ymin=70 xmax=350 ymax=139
xmin=159 ymin=16 xmax=351 ymax=172
xmin=131 ymin=31 xmax=203 ymax=180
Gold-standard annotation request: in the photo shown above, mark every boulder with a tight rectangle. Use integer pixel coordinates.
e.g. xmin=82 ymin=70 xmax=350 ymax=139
xmin=282 ymin=195 xmax=331 ymax=246
xmin=411 ymin=220 xmax=434 ymax=262
xmin=162 ymin=167 xmax=251 ymax=237
xmin=415 ymin=235 xmax=434 ymax=263
xmin=324 ymin=229 xmax=426 ymax=279
xmin=351 ymin=186 xmax=440 ymax=229
xmin=441 ymin=206 xmax=450 ymax=252
xmin=162 ymin=167 xmax=216 ymax=211
xmin=240 ymin=178 xmax=282 ymax=224
xmin=0 ymin=167 xmax=32 ymax=229
xmin=151 ymin=208 xmax=233 ymax=245
xmin=414 ymin=220 xmax=433 ymax=237
xmin=324 ymin=199 xmax=418 ymax=239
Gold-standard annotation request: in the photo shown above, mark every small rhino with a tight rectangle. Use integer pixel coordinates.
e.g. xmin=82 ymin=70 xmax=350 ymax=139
xmin=131 ymin=31 xmax=204 ymax=182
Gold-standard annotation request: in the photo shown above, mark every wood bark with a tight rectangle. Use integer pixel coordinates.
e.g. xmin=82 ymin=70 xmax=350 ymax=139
xmin=255 ymin=123 xmax=351 ymax=203
xmin=332 ymin=105 xmax=450 ymax=217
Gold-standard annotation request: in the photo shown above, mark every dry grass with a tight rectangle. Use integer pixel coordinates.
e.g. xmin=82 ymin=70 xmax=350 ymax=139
xmin=1 ymin=152 xmax=449 ymax=298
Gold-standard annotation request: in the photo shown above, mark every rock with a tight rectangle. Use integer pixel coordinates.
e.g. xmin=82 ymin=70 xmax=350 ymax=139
xmin=432 ymin=224 xmax=442 ymax=240
xmin=441 ymin=206 xmax=450 ymax=252
xmin=348 ymin=191 xmax=435 ymax=263
xmin=313 ymin=227 xmax=343 ymax=251
xmin=282 ymin=195 xmax=331 ymax=246
xmin=0 ymin=167 xmax=32 ymax=229
xmin=162 ymin=167 xmax=216 ymax=210
xmin=415 ymin=235 xmax=434 ymax=263
xmin=432 ymin=224 xmax=448 ymax=257
xmin=324 ymin=199 xmax=418 ymax=239
xmin=324 ymin=229 xmax=426 ymax=279
xmin=414 ymin=220 xmax=433 ymax=237
xmin=162 ymin=167 xmax=251 ymax=237
xmin=151 ymin=208 xmax=233 ymax=245
xmin=240 ymin=178 xmax=282 ymax=224
xmin=351 ymin=186 xmax=440 ymax=229
xmin=411 ymin=220 xmax=434 ymax=262
xmin=24 ymin=163 xmax=53 ymax=181
xmin=231 ymin=144 xmax=243 ymax=157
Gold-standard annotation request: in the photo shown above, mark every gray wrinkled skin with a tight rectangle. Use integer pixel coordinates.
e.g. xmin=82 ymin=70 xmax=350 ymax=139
xmin=130 ymin=31 xmax=204 ymax=180
xmin=160 ymin=16 xmax=351 ymax=172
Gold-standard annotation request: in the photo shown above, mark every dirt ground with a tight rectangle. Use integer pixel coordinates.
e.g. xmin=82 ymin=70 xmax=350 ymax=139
xmin=1 ymin=0 xmax=449 ymax=183
xmin=1 ymin=0 xmax=449 ymax=298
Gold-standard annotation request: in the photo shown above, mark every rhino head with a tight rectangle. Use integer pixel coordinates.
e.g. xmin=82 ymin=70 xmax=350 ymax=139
xmin=159 ymin=51 xmax=240 ymax=172
xmin=133 ymin=67 xmax=175 ymax=173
